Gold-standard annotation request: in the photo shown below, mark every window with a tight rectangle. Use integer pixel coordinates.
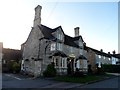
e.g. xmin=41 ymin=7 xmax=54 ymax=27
xmin=79 ymin=42 xmax=83 ymax=48
xmin=80 ymin=49 xmax=83 ymax=55
xmin=60 ymin=59 xmax=62 ymax=67
xmin=57 ymin=43 xmax=62 ymax=51
xmin=55 ymin=58 xmax=58 ymax=66
xmin=58 ymin=34 xmax=62 ymax=40
xmin=3 ymin=60 xmax=6 ymax=64
xmin=99 ymin=55 xmax=101 ymax=58
xmin=70 ymin=47 xmax=73 ymax=53
xmin=62 ymin=58 xmax=66 ymax=67
xmin=51 ymin=43 xmax=56 ymax=51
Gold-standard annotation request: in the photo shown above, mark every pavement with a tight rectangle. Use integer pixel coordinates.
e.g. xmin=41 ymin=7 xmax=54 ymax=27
xmin=106 ymin=72 xmax=120 ymax=76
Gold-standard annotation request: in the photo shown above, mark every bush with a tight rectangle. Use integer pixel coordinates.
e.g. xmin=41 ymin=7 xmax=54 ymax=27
xmin=73 ymin=68 xmax=84 ymax=77
xmin=88 ymin=65 xmax=93 ymax=74
xmin=102 ymin=64 xmax=120 ymax=73
xmin=12 ymin=62 xmax=21 ymax=73
xmin=43 ymin=62 xmax=56 ymax=77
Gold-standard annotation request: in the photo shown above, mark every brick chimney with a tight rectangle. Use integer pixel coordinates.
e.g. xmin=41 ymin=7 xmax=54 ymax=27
xmin=74 ymin=27 xmax=80 ymax=37
xmin=33 ymin=5 xmax=42 ymax=27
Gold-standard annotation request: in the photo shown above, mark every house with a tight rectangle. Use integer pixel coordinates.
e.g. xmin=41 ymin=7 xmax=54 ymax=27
xmin=21 ymin=5 xmax=88 ymax=77
xmin=110 ymin=52 xmax=120 ymax=65
xmin=2 ymin=48 xmax=22 ymax=72
xmin=84 ymin=46 xmax=112 ymax=71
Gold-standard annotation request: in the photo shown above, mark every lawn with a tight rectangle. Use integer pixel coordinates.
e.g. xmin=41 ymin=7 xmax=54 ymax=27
xmin=54 ymin=74 xmax=114 ymax=84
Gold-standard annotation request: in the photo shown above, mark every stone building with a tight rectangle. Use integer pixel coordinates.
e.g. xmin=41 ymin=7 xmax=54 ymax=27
xmin=21 ymin=5 xmax=88 ymax=76
xmin=84 ymin=46 xmax=119 ymax=71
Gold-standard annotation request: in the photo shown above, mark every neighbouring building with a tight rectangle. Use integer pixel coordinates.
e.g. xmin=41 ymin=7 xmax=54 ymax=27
xmin=2 ymin=48 xmax=22 ymax=72
xmin=21 ymin=5 xmax=88 ymax=77
xmin=84 ymin=45 xmax=120 ymax=71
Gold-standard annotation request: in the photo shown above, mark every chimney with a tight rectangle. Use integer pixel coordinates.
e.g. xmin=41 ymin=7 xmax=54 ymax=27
xmin=33 ymin=5 xmax=42 ymax=27
xmin=100 ymin=49 xmax=103 ymax=52
xmin=112 ymin=50 xmax=116 ymax=54
xmin=74 ymin=27 xmax=80 ymax=37
xmin=108 ymin=52 xmax=110 ymax=54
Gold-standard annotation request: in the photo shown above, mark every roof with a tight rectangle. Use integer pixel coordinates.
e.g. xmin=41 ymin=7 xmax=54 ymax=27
xmin=22 ymin=24 xmax=85 ymax=48
xmin=85 ymin=46 xmax=111 ymax=58
xmin=50 ymin=50 xmax=68 ymax=57
xmin=38 ymin=25 xmax=56 ymax=40
xmin=76 ymin=55 xmax=87 ymax=60
xmin=64 ymin=35 xmax=80 ymax=48
xmin=39 ymin=24 xmax=83 ymax=48
xmin=111 ymin=54 xmax=120 ymax=59
xmin=2 ymin=48 xmax=22 ymax=60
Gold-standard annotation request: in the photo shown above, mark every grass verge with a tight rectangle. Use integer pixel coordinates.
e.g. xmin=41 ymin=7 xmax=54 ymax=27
xmin=54 ymin=74 xmax=115 ymax=84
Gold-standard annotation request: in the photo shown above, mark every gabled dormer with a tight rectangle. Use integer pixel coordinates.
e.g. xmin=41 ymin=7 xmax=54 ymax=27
xmin=52 ymin=26 xmax=65 ymax=43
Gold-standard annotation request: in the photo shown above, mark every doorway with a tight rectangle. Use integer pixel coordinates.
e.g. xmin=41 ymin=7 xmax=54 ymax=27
xmin=67 ymin=58 xmax=74 ymax=75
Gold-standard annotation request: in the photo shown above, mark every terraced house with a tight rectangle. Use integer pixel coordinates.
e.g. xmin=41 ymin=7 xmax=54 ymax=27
xmin=21 ymin=5 xmax=88 ymax=77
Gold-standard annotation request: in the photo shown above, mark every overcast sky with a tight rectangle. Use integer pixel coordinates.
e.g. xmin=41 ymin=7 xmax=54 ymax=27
xmin=0 ymin=0 xmax=119 ymax=54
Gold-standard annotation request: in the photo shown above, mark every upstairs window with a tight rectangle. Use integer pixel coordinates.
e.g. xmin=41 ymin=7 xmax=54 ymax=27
xmin=57 ymin=43 xmax=62 ymax=51
xmin=99 ymin=55 xmax=101 ymax=58
xmin=51 ymin=43 xmax=56 ymax=51
xmin=58 ymin=34 xmax=63 ymax=40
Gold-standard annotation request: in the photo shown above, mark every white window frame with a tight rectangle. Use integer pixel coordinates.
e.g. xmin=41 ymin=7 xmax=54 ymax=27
xmin=99 ymin=55 xmax=101 ymax=58
xmin=50 ymin=43 xmax=56 ymax=51
xmin=57 ymin=43 xmax=62 ymax=51
xmin=58 ymin=34 xmax=62 ymax=40
xmin=70 ymin=47 xmax=73 ymax=53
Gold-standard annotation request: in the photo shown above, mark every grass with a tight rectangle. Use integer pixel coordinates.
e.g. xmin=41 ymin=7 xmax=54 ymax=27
xmin=54 ymin=74 xmax=114 ymax=84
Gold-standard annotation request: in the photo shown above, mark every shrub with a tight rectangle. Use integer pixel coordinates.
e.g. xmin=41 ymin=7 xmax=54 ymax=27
xmin=73 ymin=68 xmax=84 ymax=77
xmin=43 ymin=62 xmax=56 ymax=77
xmin=12 ymin=62 xmax=21 ymax=73
xmin=102 ymin=64 xmax=120 ymax=73
xmin=88 ymin=64 xmax=93 ymax=74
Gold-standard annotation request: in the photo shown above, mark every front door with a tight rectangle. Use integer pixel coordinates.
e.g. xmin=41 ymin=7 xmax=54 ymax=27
xmin=67 ymin=58 xmax=74 ymax=75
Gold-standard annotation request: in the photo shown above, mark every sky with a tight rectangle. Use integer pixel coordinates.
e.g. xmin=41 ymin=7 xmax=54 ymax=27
xmin=0 ymin=0 xmax=119 ymax=54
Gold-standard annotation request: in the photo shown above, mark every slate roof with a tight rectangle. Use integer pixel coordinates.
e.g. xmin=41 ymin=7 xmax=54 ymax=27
xmin=84 ymin=46 xmax=111 ymax=58
xmin=38 ymin=25 xmax=56 ymax=40
xmin=76 ymin=55 xmax=87 ymax=60
xmin=51 ymin=50 xmax=68 ymax=57
xmin=39 ymin=24 xmax=82 ymax=48
xmin=64 ymin=35 xmax=79 ymax=48
xmin=111 ymin=54 xmax=120 ymax=59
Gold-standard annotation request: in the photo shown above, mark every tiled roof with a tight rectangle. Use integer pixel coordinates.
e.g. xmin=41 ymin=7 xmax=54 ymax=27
xmin=39 ymin=25 xmax=82 ymax=48
xmin=64 ymin=35 xmax=79 ymax=48
xmin=85 ymin=46 xmax=111 ymax=58
xmin=111 ymin=54 xmax=120 ymax=59
xmin=38 ymin=25 xmax=56 ymax=40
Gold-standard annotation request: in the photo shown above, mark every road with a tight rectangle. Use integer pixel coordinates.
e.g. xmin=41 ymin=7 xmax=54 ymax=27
xmin=2 ymin=73 xmax=120 ymax=89
xmin=77 ymin=77 xmax=120 ymax=88
xmin=2 ymin=73 xmax=81 ymax=88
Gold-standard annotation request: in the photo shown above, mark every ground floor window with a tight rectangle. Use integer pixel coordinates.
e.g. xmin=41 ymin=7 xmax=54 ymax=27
xmin=55 ymin=58 xmax=59 ymax=66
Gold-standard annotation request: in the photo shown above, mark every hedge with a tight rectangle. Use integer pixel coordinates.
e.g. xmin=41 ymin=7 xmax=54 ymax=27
xmin=102 ymin=64 xmax=120 ymax=73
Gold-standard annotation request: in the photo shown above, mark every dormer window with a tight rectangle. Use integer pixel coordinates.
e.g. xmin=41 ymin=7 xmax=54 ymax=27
xmin=79 ymin=42 xmax=83 ymax=49
xmin=58 ymin=34 xmax=62 ymax=40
